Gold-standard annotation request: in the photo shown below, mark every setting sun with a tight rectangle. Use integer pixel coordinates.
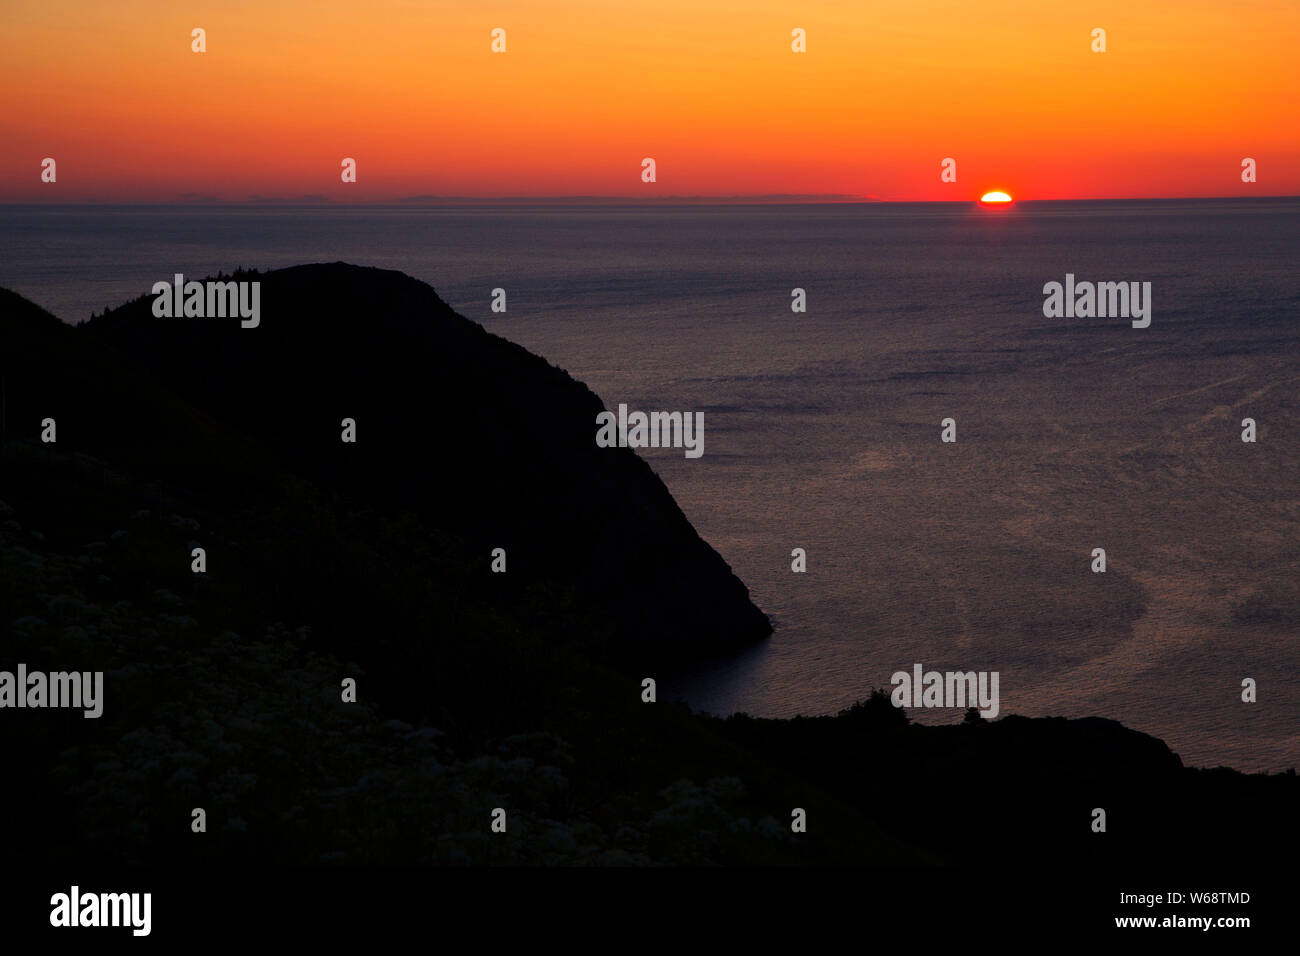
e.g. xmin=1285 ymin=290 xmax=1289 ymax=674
xmin=980 ymin=191 xmax=1013 ymax=203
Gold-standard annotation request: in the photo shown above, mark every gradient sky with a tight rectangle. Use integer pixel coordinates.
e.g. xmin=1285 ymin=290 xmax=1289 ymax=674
xmin=2 ymin=0 xmax=1297 ymax=201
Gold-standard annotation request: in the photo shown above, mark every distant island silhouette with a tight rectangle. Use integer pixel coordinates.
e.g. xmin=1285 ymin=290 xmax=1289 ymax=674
xmin=0 ymin=264 xmax=1293 ymax=867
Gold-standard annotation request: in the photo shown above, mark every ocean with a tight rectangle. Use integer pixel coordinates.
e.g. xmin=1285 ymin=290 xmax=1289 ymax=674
xmin=2 ymin=200 xmax=1296 ymax=772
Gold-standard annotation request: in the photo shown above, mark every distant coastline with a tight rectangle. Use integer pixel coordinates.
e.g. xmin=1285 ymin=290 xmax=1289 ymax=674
xmin=3 ymin=195 xmax=1299 ymax=206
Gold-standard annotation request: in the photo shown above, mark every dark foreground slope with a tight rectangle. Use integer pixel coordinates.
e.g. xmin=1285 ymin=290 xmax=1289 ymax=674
xmin=0 ymin=269 xmax=1294 ymax=871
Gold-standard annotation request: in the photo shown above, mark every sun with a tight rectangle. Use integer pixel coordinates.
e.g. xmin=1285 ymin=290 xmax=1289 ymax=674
xmin=980 ymin=191 xmax=1013 ymax=204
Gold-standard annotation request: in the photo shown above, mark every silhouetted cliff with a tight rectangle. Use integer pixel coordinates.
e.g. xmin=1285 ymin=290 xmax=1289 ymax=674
xmin=80 ymin=264 xmax=771 ymax=660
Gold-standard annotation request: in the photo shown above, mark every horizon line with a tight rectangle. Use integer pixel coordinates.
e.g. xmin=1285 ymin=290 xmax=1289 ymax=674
xmin=3 ymin=194 xmax=1298 ymax=207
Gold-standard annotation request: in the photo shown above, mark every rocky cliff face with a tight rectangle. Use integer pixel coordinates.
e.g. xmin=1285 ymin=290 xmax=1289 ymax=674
xmin=32 ymin=263 xmax=771 ymax=660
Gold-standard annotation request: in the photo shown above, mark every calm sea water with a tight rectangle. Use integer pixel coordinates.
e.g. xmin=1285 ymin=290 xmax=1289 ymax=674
xmin=2 ymin=201 xmax=1297 ymax=772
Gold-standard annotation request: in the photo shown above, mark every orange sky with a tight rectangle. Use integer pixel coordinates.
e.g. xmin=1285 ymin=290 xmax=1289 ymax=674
xmin=2 ymin=0 xmax=1297 ymax=201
